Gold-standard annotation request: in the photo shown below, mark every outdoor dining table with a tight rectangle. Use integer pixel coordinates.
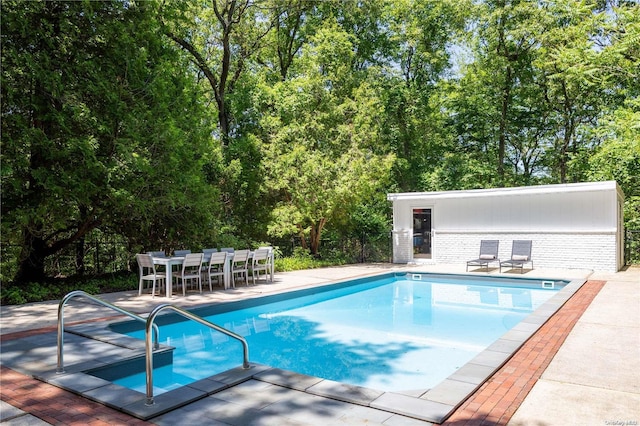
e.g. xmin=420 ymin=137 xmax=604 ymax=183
xmin=152 ymin=253 xmax=235 ymax=297
xmin=151 ymin=256 xmax=184 ymax=298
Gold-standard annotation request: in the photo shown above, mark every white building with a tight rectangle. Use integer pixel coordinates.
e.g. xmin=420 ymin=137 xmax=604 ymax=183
xmin=387 ymin=181 xmax=625 ymax=272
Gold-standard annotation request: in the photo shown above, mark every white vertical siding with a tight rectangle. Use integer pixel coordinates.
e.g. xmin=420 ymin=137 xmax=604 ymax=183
xmin=434 ymin=190 xmax=617 ymax=232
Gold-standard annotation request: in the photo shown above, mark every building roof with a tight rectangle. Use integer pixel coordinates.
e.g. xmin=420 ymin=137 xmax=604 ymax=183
xmin=387 ymin=180 xmax=622 ymax=202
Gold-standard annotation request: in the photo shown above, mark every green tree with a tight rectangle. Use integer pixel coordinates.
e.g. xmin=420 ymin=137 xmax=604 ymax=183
xmin=161 ymin=0 xmax=274 ymax=147
xmin=261 ymin=0 xmax=319 ymax=82
xmin=446 ymin=0 xmax=550 ymax=187
xmin=1 ymin=1 xmax=216 ymax=283
xmin=534 ymin=0 xmax=613 ymax=183
xmin=585 ymin=3 xmax=640 ymax=229
xmin=259 ymin=24 xmax=394 ymax=254
xmin=381 ymin=0 xmax=467 ymax=191
xmin=160 ymin=0 xmax=285 ymax=243
xmin=588 ymin=100 xmax=640 ymax=228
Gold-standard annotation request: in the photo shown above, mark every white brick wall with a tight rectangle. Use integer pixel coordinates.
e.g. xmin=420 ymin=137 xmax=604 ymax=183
xmin=433 ymin=232 xmax=617 ymax=272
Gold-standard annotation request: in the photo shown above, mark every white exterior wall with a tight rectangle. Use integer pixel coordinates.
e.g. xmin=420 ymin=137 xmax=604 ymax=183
xmin=392 ymin=229 xmax=413 ymax=263
xmin=388 ymin=181 xmax=623 ymax=272
xmin=436 ymin=232 xmax=617 ymax=272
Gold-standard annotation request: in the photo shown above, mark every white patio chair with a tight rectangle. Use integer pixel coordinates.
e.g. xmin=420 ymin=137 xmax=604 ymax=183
xmin=136 ymin=253 xmax=165 ymax=298
xmin=173 ymin=253 xmax=204 ymax=296
xmin=231 ymin=249 xmax=250 ymax=287
xmin=200 ymin=249 xmax=218 ymax=275
xmin=251 ymin=248 xmax=271 ymax=284
xmin=258 ymin=246 xmax=274 ymax=280
xmin=202 ymin=251 xmax=227 ymax=291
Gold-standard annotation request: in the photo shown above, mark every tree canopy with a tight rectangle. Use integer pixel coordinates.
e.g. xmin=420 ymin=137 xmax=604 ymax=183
xmin=2 ymin=0 xmax=639 ymax=283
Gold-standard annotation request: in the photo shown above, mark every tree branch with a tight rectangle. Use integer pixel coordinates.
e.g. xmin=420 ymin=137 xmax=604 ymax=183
xmin=164 ymin=30 xmax=222 ymax=102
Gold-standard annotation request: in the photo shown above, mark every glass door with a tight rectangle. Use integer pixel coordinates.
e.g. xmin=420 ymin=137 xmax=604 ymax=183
xmin=412 ymin=208 xmax=432 ymax=259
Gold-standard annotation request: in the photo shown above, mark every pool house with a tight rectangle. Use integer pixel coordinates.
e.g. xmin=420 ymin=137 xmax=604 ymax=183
xmin=387 ymin=180 xmax=624 ymax=272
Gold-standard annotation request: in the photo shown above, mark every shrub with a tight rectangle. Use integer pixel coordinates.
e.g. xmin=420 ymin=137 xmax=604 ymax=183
xmin=1 ymin=272 xmax=138 ymax=305
xmin=275 ymin=247 xmax=346 ymax=272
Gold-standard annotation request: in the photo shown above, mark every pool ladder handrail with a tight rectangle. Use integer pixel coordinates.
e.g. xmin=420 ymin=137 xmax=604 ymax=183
xmin=57 ymin=290 xmax=160 ymax=373
xmin=145 ymin=303 xmax=250 ymax=406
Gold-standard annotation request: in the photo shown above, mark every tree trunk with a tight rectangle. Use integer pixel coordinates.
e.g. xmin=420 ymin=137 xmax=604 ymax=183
xmin=218 ymin=101 xmax=231 ymax=146
xmin=297 ymin=224 xmax=308 ymax=250
xmin=76 ymin=237 xmax=86 ymax=276
xmin=15 ymin=227 xmax=49 ymax=284
xmin=559 ymin=83 xmax=576 ymax=184
xmin=15 ymin=67 xmax=58 ymax=283
xmin=309 ymin=218 xmax=326 ymax=255
xmin=75 ymin=206 xmax=88 ymax=275
xmin=498 ymin=65 xmax=511 ymax=185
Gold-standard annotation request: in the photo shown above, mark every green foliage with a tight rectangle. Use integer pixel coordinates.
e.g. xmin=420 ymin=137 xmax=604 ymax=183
xmin=1 ymin=0 xmax=220 ymax=283
xmin=343 ymin=202 xmax=390 ymax=241
xmin=275 ymin=247 xmax=345 ymax=272
xmin=1 ymin=273 xmax=137 ymax=305
xmin=375 ymin=0 xmax=468 ymax=191
xmin=420 ymin=152 xmax=497 ymax=191
xmin=587 ymin=99 xmax=640 ymax=228
xmin=258 ymin=22 xmax=395 ymax=254
xmin=1 ymin=283 xmax=52 ymax=305
xmin=2 ymin=0 xmax=639 ymax=287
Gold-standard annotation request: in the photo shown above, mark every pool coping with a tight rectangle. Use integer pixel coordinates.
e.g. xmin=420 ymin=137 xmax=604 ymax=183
xmin=16 ymin=274 xmax=586 ymax=423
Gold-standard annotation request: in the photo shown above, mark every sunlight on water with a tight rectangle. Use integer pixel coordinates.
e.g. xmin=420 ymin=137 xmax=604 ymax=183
xmin=112 ymin=274 xmax=560 ymax=393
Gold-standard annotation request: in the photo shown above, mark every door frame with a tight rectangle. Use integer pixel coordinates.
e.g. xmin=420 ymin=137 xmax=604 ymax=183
xmin=411 ymin=206 xmax=433 ymax=261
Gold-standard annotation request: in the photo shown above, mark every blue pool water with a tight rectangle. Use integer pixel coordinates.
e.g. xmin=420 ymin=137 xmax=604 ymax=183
xmin=106 ymin=273 xmax=564 ymax=394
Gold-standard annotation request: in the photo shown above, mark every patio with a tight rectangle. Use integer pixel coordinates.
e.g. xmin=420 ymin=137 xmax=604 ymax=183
xmin=1 ymin=264 xmax=638 ymax=425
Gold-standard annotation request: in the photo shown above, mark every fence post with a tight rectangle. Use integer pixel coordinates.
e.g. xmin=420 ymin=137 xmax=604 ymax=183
xmin=96 ymin=236 xmax=101 ymax=274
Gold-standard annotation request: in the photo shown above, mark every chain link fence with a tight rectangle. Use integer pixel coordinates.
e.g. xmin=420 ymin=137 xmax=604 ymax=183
xmin=626 ymin=230 xmax=640 ymax=265
xmin=46 ymin=233 xmax=132 ymax=277
xmin=270 ymin=232 xmax=393 ymax=264
xmin=0 ymin=231 xmax=133 ymax=282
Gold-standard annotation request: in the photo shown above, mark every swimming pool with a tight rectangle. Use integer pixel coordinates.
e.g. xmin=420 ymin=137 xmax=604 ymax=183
xmin=97 ymin=272 xmax=566 ymax=395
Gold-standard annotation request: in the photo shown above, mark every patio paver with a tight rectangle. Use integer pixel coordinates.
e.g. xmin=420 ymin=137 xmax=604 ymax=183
xmin=1 ymin=264 xmax=638 ymax=425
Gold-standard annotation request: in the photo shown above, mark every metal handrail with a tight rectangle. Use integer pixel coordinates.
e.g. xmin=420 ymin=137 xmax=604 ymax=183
xmin=57 ymin=290 xmax=160 ymax=373
xmin=145 ymin=304 xmax=250 ymax=406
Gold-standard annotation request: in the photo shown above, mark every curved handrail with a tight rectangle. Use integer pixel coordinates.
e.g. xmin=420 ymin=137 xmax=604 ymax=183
xmin=145 ymin=303 xmax=250 ymax=406
xmin=57 ymin=290 xmax=159 ymax=373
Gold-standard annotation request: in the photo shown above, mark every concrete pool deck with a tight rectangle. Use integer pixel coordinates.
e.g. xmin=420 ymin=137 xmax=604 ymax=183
xmin=1 ymin=264 xmax=638 ymax=425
